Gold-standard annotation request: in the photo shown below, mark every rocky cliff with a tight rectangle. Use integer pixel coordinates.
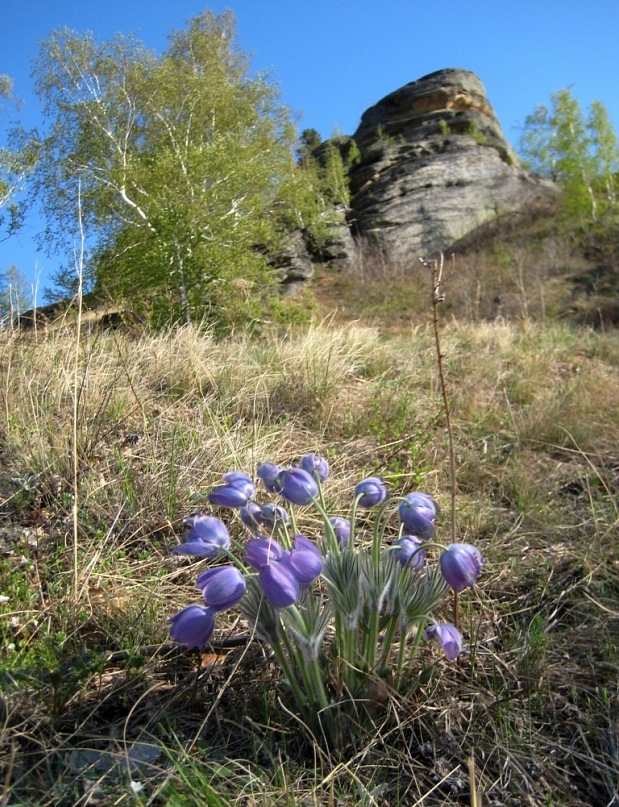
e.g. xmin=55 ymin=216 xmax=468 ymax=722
xmin=318 ymin=68 xmax=557 ymax=269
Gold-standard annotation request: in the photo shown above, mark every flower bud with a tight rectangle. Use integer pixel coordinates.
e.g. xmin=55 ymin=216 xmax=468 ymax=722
xmin=259 ymin=562 xmax=300 ymax=608
xmin=397 ymin=493 xmax=438 ymax=539
xmin=277 ymin=468 xmax=319 ymax=505
xmin=287 ymin=535 xmax=322 ymax=584
xmin=393 ymin=535 xmax=426 ymax=571
xmin=195 ymin=566 xmax=246 ymax=612
xmin=426 ymin=624 xmax=463 ymax=660
xmin=329 ymin=517 xmax=351 ymax=550
xmin=300 ymin=453 xmax=329 ymax=482
xmin=439 ymin=543 xmax=483 ymax=592
xmin=223 ymin=471 xmax=255 ymax=499
xmin=168 ymin=605 xmax=215 ymax=650
xmin=208 ymin=484 xmax=250 ymax=508
xmin=354 ymin=476 xmax=388 ymax=508
xmin=171 ymin=514 xmax=230 ymax=558
xmin=257 ymin=462 xmax=284 ymax=492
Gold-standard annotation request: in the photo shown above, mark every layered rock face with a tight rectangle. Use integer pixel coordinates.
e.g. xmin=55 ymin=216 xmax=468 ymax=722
xmin=345 ymin=68 xmax=556 ymax=263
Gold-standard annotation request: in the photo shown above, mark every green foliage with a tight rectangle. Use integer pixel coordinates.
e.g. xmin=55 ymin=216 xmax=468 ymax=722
xmin=322 ymin=142 xmax=351 ymax=205
xmin=31 ymin=12 xmax=324 ymax=329
xmin=297 ymin=127 xmax=322 ymax=165
xmin=0 ymin=75 xmax=38 ymax=243
xmin=519 ymin=88 xmax=619 ymax=224
xmin=466 ymin=123 xmax=488 ymax=146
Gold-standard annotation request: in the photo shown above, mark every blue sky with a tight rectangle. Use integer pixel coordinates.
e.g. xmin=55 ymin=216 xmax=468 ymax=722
xmin=2 ymin=0 xmax=618 ymax=297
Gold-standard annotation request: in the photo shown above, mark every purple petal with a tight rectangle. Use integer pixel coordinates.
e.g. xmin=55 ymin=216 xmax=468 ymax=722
xmin=393 ymin=535 xmax=427 ymax=570
xmin=259 ymin=562 xmax=300 ymax=608
xmin=244 ymin=537 xmax=285 ymax=569
xmin=426 ymin=624 xmax=463 ymax=660
xmin=195 ymin=566 xmax=247 ymax=611
xmin=287 ymin=535 xmax=323 ymax=584
xmin=208 ymin=484 xmax=250 ymax=508
xmin=168 ymin=605 xmax=215 ymax=650
xmin=439 ymin=544 xmax=483 ymax=592
xmin=277 ymin=468 xmax=319 ymax=505
xmin=257 ymin=462 xmax=284 ymax=492
xmin=329 ymin=517 xmax=351 ymax=549
xmin=354 ymin=477 xmax=388 ymax=508
xmin=171 ymin=539 xmax=224 ymax=558
xmin=299 ymin=453 xmax=329 ymax=482
xmin=223 ymin=471 xmax=255 ymax=499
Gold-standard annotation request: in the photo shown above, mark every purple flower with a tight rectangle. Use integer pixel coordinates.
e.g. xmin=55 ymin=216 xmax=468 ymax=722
xmin=277 ymin=468 xmax=319 ymax=505
xmin=287 ymin=535 xmax=323 ymax=584
xmin=439 ymin=543 xmax=483 ymax=592
xmin=223 ymin=471 xmax=255 ymax=499
xmin=240 ymin=502 xmax=263 ymax=532
xmin=168 ymin=605 xmax=215 ymax=650
xmin=259 ymin=562 xmax=300 ymax=608
xmin=244 ymin=536 xmax=285 ymax=569
xmin=398 ymin=493 xmax=438 ymax=539
xmin=208 ymin=471 xmax=255 ymax=508
xmin=354 ymin=476 xmax=388 ymax=508
xmin=208 ymin=484 xmax=250 ymax=508
xmin=257 ymin=504 xmax=290 ymax=529
xmin=300 ymin=453 xmax=329 ymax=482
xmin=329 ymin=517 xmax=351 ymax=550
xmin=171 ymin=514 xmax=230 ymax=558
xmin=195 ymin=566 xmax=246 ymax=612
xmin=393 ymin=535 xmax=426 ymax=571
xmin=240 ymin=502 xmax=291 ymax=533
xmin=426 ymin=624 xmax=463 ymax=660
xmin=257 ymin=462 xmax=284 ymax=492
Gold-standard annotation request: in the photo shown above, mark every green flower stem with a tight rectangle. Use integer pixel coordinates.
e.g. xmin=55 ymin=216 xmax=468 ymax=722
xmin=397 ymin=619 xmax=427 ymax=688
xmin=277 ymin=523 xmax=293 ymax=550
xmin=222 ymin=546 xmax=250 ymax=572
xmin=269 ymin=638 xmax=309 ymax=713
xmin=288 ymin=509 xmax=299 ymax=541
xmin=280 ymin=628 xmax=317 ymax=708
xmin=371 ymin=501 xmax=399 ymax=569
xmin=378 ymin=615 xmax=398 ymax=672
xmin=280 ymin=623 xmax=331 ymax=729
xmin=366 ymin=602 xmax=381 ymax=672
xmin=348 ymin=494 xmax=363 ymax=550
xmin=315 ymin=478 xmax=328 ymax=517
xmin=311 ymin=495 xmax=338 ymax=554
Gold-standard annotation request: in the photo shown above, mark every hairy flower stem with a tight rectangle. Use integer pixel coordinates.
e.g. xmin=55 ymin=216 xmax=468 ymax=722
xmin=311 ymin=495 xmax=339 ymax=554
xmin=362 ymin=501 xmax=400 ymax=672
xmin=270 ymin=638 xmax=308 ymax=713
xmin=397 ymin=620 xmax=426 ymax=689
xmin=378 ymin=617 xmax=398 ymax=673
xmin=348 ymin=494 xmax=362 ymax=549
xmin=278 ymin=626 xmax=336 ymax=740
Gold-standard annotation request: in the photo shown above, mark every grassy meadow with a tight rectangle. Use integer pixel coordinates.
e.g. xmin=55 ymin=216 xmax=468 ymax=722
xmin=0 ymin=288 xmax=618 ymax=804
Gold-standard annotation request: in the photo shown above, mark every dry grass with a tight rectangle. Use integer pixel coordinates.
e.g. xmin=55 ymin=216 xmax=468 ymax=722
xmin=0 ymin=318 xmax=617 ymax=805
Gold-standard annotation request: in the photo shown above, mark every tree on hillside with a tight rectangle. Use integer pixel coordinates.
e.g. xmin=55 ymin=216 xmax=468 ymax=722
xmin=0 ymin=264 xmax=32 ymax=321
xmin=0 ymin=76 xmax=37 ymax=243
xmin=519 ymin=88 xmax=619 ymax=224
xmin=31 ymin=11 xmax=323 ymax=327
xmin=588 ymin=100 xmax=619 ymax=211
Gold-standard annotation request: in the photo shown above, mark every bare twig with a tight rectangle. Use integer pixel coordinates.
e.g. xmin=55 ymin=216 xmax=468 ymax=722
xmin=422 ymin=253 xmax=459 ymax=625
xmin=72 ymin=180 xmax=85 ymax=599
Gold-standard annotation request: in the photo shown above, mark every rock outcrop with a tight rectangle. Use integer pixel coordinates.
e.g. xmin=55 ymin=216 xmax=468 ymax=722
xmin=337 ymin=68 xmax=557 ymax=265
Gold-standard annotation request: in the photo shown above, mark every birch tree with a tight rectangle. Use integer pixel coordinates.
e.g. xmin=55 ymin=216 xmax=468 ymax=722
xmin=32 ymin=11 xmax=320 ymax=326
xmin=519 ymin=88 xmax=619 ymax=224
xmin=0 ymin=75 xmax=37 ymax=243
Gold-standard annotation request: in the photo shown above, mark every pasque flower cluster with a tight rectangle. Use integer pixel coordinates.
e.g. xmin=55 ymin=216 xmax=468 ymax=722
xmin=168 ymin=454 xmax=483 ymax=742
